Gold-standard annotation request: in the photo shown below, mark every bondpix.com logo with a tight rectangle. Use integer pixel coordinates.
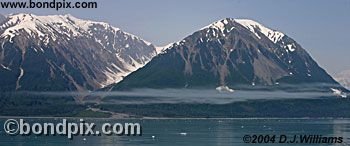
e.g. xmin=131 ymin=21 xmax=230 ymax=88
xmin=3 ymin=119 xmax=142 ymax=139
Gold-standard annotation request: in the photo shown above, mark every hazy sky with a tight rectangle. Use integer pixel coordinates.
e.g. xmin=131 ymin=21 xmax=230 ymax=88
xmin=1 ymin=0 xmax=349 ymax=75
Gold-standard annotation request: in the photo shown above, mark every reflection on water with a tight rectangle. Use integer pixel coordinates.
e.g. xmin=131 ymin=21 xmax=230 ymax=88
xmin=0 ymin=118 xmax=349 ymax=146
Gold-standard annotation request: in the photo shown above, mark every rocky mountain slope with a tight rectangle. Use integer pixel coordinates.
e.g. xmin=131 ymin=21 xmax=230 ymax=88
xmin=0 ymin=13 xmax=157 ymax=92
xmin=112 ymin=18 xmax=344 ymax=92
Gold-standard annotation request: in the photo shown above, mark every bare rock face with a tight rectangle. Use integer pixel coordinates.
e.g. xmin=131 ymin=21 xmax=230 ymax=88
xmin=113 ymin=18 xmax=342 ymax=91
xmin=0 ymin=13 xmax=157 ymax=92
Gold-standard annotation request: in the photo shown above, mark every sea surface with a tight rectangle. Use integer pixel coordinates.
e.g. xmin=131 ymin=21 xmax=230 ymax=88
xmin=0 ymin=118 xmax=349 ymax=146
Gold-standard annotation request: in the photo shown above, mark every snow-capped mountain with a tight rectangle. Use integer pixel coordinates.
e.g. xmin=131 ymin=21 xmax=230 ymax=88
xmin=335 ymin=70 xmax=350 ymax=90
xmin=112 ymin=18 xmax=343 ymax=91
xmin=0 ymin=13 xmax=157 ymax=91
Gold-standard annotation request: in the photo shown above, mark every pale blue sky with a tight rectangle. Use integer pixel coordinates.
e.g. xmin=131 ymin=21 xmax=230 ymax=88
xmin=1 ymin=0 xmax=349 ymax=75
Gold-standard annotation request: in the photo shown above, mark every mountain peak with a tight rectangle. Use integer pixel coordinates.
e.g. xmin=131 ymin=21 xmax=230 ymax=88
xmin=200 ymin=18 xmax=234 ymax=32
xmin=112 ymin=18 xmax=342 ymax=91
xmin=0 ymin=13 xmax=121 ymax=42
xmin=235 ymin=19 xmax=285 ymax=43
xmin=0 ymin=14 xmax=157 ymax=92
xmin=201 ymin=18 xmax=285 ymax=44
xmin=162 ymin=18 xmax=288 ymax=54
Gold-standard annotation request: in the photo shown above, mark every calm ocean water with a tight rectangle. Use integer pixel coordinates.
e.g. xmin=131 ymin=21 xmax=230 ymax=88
xmin=0 ymin=118 xmax=349 ymax=146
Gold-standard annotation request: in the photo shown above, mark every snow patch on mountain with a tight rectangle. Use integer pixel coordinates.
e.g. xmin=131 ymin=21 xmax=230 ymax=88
xmin=199 ymin=18 xmax=292 ymax=53
xmin=202 ymin=18 xmax=301 ymax=60
xmin=1 ymin=64 xmax=11 ymax=70
xmin=201 ymin=18 xmax=235 ymax=35
xmin=0 ymin=13 xmax=151 ymax=46
xmin=286 ymin=44 xmax=295 ymax=52
xmin=235 ymin=19 xmax=285 ymax=43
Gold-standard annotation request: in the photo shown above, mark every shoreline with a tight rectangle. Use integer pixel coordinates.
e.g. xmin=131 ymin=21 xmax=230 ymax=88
xmin=1 ymin=116 xmax=350 ymax=120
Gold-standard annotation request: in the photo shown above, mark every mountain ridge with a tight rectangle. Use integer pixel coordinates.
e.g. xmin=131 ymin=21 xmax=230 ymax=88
xmin=0 ymin=13 xmax=157 ymax=92
xmin=0 ymin=15 xmax=346 ymax=93
xmin=111 ymin=18 xmax=345 ymax=92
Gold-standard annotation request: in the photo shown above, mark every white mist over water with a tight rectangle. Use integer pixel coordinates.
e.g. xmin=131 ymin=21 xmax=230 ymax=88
xmin=18 ymin=87 xmax=343 ymax=105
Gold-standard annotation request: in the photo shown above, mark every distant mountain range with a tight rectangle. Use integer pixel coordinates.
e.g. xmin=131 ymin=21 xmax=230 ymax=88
xmin=111 ymin=18 xmax=345 ymax=92
xmin=0 ymin=13 xmax=158 ymax=92
xmin=0 ymin=14 xmax=347 ymax=94
xmin=335 ymin=70 xmax=350 ymax=90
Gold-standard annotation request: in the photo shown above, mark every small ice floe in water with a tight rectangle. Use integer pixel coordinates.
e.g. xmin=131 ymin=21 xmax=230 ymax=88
xmin=331 ymin=88 xmax=347 ymax=98
xmin=216 ymin=86 xmax=234 ymax=93
xmin=179 ymin=132 xmax=187 ymax=136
